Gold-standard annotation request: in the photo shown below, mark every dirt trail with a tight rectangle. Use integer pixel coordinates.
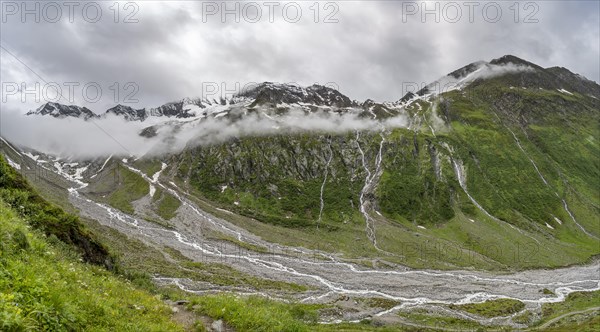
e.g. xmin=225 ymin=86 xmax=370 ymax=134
xmin=535 ymin=306 xmax=600 ymax=330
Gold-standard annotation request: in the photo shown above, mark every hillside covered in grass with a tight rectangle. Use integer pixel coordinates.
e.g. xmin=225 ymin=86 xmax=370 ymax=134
xmin=0 ymin=155 xmax=183 ymax=331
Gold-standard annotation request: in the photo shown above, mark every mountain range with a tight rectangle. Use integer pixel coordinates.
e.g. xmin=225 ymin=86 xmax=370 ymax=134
xmin=3 ymin=54 xmax=600 ymax=331
xmin=6 ymin=54 xmax=600 ymax=271
xmin=25 ymin=83 xmax=378 ymax=122
xmin=25 ymin=55 xmax=599 ymax=125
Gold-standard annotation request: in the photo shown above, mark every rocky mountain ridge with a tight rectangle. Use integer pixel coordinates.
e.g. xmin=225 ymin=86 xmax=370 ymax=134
xmin=25 ymin=55 xmax=599 ymax=126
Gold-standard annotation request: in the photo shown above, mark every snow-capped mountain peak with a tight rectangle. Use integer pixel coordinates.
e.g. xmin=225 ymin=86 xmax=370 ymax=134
xmin=105 ymin=104 xmax=147 ymax=121
xmin=26 ymin=102 xmax=99 ymax=120
xmin=238 ymin=82 xmax=355 ymax=108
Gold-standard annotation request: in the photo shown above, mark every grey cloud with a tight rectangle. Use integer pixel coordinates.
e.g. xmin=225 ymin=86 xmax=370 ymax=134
xmin=0 ymin=0 xmax=598 ymax=113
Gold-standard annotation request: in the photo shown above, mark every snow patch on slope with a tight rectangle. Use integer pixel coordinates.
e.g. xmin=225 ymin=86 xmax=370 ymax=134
xmin=557 ymin=88 xmax=573 ymax=95
xmin=6 ymin=157 xmax=21 ymax=170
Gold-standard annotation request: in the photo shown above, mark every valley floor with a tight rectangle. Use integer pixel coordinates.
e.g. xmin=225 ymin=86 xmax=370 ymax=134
xmin=1 ymin=151 xmax=598 ymax=331
xmin=66 ymin=162 xmax=600 ymax=330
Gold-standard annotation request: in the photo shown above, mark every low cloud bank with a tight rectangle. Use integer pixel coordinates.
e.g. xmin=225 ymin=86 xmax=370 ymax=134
xmin=422 ymin=63 xmax=535 ymax=96
xmin=1 ymin=110 xmax=154 ymax=159
xmin=1 ymin=108 xmax=409 ymax=160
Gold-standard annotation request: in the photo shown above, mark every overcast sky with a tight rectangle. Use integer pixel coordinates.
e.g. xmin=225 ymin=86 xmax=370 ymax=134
xmin=1 ymin=0 xmax=599 ymax=113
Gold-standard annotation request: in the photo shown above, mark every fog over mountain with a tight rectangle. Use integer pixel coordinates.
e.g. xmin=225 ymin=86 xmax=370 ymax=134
xmin=0 ymin=60 xmax=542 ymax=159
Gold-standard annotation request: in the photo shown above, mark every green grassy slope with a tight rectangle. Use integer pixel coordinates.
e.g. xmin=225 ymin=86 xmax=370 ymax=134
xmin=153 ymin=188 xmax=182 ymax=220
xmin=75 ymin=160 xmax=150 ymax=215
xmin=107 ymin=166 xmax=150 ymax=214
xmin=0 ymin=155 xmax=183 ymax=331
xmin=0 ymin=154 xmax=112 ymax=267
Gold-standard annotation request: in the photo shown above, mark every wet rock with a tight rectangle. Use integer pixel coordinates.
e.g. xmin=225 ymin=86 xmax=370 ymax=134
xmin=211 ymin=319 xmax=224 ymax=332
xmin=139 ymin=126 xmax=158 ymax=138
xmin=371 ymin=317 xmax=386 ymax=327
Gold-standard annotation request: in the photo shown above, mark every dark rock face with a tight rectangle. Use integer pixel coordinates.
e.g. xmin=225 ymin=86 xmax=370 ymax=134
xmin=489 ymin=54 xmax=544 ymax=70
xmin=545 ymin=67 xmax=600 ymax=98
xmin=470 ymin=59 xmax=600 ymax=99
xmin=26 ymin=102 xmax=99 ymax=120
xmin=396 ymin=55 xmax=600 ymax=103
xmin=305 ymin=84 xmax=355 ymax=107
xmin=146 ymin=99 xmax=214 ymax=118
xmin=398 ymin=92 xmax=416 ymax=103
xmin=28 ymin=100 xmax=208 ymax=122
xmin=148 ymin=101 xmax=190 ymax=118
xmin=105 ymin=104 xmax=147 ymax=121
xmin=240 ymin=82 xmax=355 ymax=107
xmin=139 ymin=126 xmax=158 ymax=138
xmin=447 ymin=61 xmax=486 ymax=79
